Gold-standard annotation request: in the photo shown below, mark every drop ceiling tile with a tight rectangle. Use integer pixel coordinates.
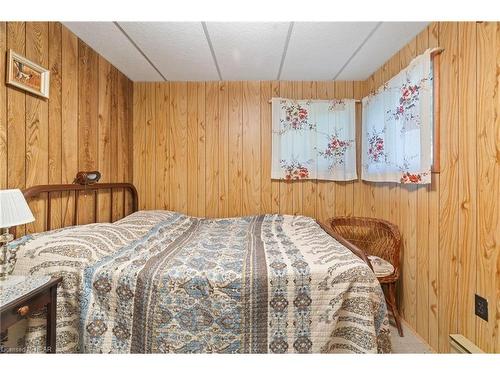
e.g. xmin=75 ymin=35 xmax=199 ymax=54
xmin=63 ymin=22 xmax=162 ymax=81
xmin=206 ymin=22 xmax=290 ymax=80
xmin=337 ymin=22 xmax=429 ymax=80
xmin=64 ymin=21 xmax=430 ymax=82
xmin=280 ymin=22 xmax=379 ymax=80
xmin=118 ymin=22 xmax=219 ymax=81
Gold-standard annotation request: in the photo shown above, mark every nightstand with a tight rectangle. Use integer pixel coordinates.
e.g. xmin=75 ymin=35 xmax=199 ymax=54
xmin=0 ymin=275 xmax=62 ymax=353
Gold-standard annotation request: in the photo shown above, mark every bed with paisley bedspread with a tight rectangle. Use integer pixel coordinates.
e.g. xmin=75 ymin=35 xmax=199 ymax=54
xmin=11 ymin=210 xmax=391 ymax=353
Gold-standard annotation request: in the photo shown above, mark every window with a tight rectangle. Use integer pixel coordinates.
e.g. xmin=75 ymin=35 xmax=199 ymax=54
xmin=271 ymin=98 xmax=357 ymax=181
xmin=361 ymin=49 xmax=435 ymax=184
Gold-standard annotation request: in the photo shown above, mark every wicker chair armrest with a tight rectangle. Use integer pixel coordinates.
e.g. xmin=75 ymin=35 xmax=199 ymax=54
xmin=317 ymin=220 xmax=374 ymax=272
xmin=374 ymin=219 xmax=401 ymax=271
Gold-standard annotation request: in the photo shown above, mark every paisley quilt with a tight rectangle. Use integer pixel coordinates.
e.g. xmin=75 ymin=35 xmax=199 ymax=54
xmin=11 ymin=211 xmax=391 ymax=353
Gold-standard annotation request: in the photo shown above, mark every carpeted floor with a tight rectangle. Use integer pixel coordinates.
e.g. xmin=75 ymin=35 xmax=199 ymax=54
xmin=390 ymin=319 xmax=434 ymax=353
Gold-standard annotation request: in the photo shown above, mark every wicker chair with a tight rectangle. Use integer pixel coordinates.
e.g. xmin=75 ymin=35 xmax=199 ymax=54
xmin=323 ymin=216 xmax=403 ymax=337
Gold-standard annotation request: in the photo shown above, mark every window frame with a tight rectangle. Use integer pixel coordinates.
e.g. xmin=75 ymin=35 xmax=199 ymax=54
xmin=431 ymin=49 xmax=442 ymax=173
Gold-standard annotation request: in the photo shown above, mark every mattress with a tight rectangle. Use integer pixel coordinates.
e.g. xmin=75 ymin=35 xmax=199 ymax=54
xmin=12 ymin=210 xmax=391 ymax=353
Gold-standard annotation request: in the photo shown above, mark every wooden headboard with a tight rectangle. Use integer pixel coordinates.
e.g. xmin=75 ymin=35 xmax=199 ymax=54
xmin=14 ymin=179 xmax=138 ymax=238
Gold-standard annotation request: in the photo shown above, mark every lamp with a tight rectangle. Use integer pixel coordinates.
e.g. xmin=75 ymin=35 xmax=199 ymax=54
xmin=0 ymin=189 xmax=35 ymax=279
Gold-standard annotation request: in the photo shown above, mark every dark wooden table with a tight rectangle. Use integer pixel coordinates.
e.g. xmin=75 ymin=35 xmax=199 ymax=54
xmin=1 ymin=276 xmax=62 ymax=353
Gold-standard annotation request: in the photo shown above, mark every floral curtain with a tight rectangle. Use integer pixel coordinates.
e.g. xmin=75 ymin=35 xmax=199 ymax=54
xmin=361 ymin=49 xmax=434 ymax=184
xmin=271 ymin=98 xmax=357 ymax=181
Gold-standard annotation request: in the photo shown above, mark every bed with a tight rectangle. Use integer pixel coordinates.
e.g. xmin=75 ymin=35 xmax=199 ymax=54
xmin=8 ymin=181 xmax=391 ymax=354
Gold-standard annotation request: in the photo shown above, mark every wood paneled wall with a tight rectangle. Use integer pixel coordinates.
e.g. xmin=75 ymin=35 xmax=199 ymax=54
xmin=0 ymin=22 xmax=133 ymax=232
xmin=132 ymin=22 xmax=499 ymax=353
xmin=361 ymin=22 xmax=499 ymax=354
xmin=133 ymin=80 xmax=361 ymax=221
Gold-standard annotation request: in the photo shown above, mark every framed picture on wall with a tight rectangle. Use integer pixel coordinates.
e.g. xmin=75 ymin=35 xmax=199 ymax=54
xmin=6 ymin=49 xmax=50 ymax=99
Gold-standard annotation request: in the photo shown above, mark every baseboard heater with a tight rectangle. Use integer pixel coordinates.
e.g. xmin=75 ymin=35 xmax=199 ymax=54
xmin=449 ymin=334 xmax=484 ymax=353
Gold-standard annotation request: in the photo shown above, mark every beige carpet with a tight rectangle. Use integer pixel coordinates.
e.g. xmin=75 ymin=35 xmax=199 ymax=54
xmin=390 ymin=319 xmax=434 ymax=353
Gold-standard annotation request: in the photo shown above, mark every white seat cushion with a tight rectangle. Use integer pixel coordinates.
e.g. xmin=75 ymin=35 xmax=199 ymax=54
xmin=368 ymin=255 xmax=395 ymax=277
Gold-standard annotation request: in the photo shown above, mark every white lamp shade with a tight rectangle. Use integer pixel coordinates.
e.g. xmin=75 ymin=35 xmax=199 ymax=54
xmin=0 ymin=189 xmax=35 ymax=228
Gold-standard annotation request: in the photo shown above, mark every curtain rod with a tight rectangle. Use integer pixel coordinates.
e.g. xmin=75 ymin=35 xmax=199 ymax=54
xmin=430 ymin=47 xmax=445 ymax=57
xmin=268 ymin=98 xmax=362 ymax=104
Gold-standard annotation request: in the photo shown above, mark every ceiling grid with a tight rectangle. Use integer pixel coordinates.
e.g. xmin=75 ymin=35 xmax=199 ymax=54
xmin=63 ymin=21 xmax=428 ymax=82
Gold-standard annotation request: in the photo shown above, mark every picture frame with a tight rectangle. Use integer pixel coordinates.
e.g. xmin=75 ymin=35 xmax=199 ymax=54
xmin=6 ymin=49 xmax=50 ymax=99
